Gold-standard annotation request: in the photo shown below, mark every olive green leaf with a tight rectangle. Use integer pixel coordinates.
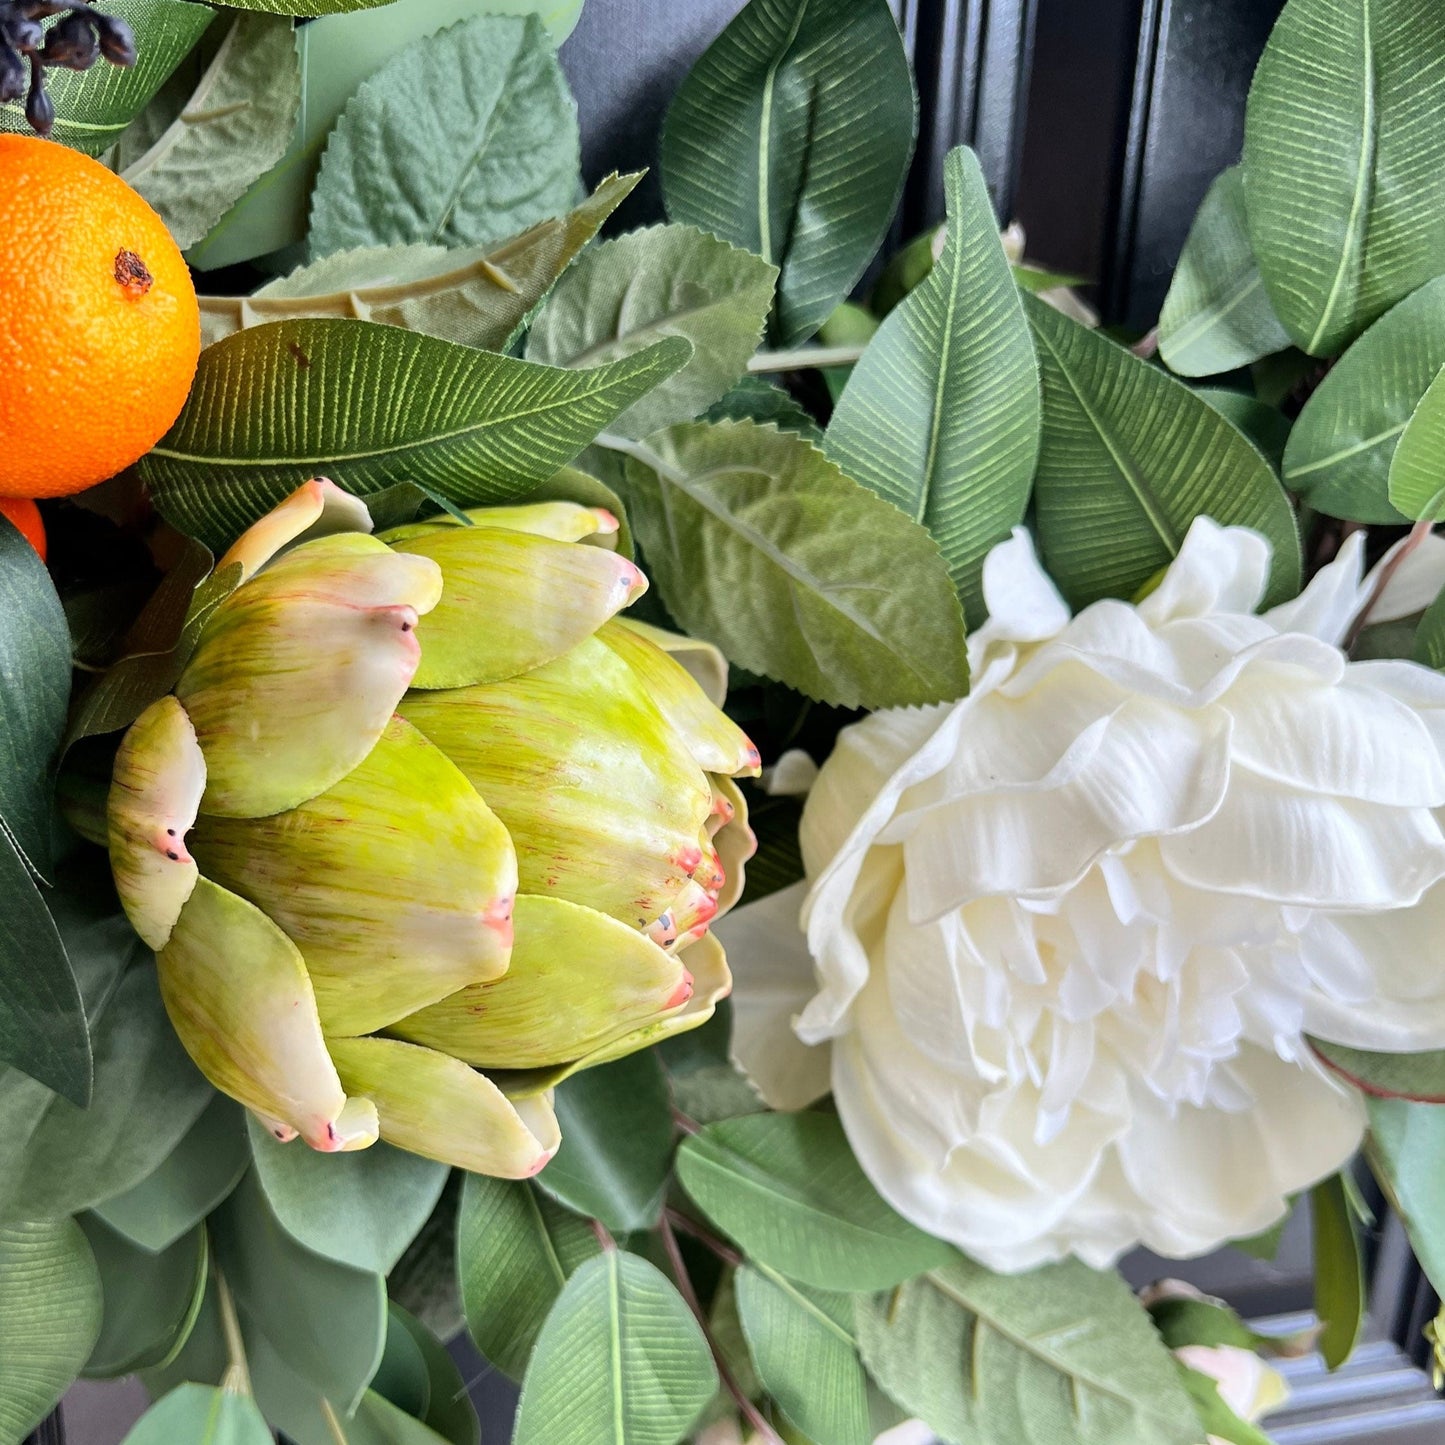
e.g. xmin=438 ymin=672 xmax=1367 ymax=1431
xmin=121 ymin=1384 xmax=273 ymax=1445
xmin=1242 ymin=0 xmax=1445 ymax=356
xmin=1311 ymin=1174 xmax=1364 ymax=1371
xmin=310 ymin=14 xmax=578 ymax=257
xmin=1159 ymin=166 xmax=1292 ymax=377
xmin=1311 ymin=1038 xmax=1445 ymax=1103
xmin=1388 ymin=366 xmax=1445 ymax=520
xmin=1417 ymin=587 xmax=1445 ymax=670
xmin=824 ymin=146 xmax=1040 ymax=624
xmin=661 ymin=0 xmax=917 ymax=346
xmin=217 ymin=0 xmax=394 ymax=13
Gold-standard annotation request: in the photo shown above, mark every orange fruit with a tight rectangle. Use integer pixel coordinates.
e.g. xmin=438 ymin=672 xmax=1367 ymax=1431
xmin=0 ymin=135 xmax=200 ymax=499
xmin=0 ymin=498 xmax=45 ymax=561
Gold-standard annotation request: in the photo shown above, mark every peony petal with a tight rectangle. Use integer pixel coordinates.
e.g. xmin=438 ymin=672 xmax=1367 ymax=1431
xmin=1136 ymin=517 xmax=1271 ymax=627
xmin=1262 ymin=531 xmax=1367 ymax=643
xmin=1368 ymin=530 xmax=1445 ymax=623
xmin=977 ymin=527 xmax=1071 ymax=644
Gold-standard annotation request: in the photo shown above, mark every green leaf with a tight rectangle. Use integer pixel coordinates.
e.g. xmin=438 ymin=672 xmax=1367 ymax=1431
xmin=618 ymin=420 xmax=969 ymax=710
xmin=217 ymin=0 xmax=394 ymax=13
xmin=139 ymin=320 xmax=690 ymax=551
xmin=823 ymin=145 xmax=1040 ymax=623
xmin=121 ymin=13 xmax=302 ymax=250
xmin=1176 ymin=1365 xmax=1276 ymax=1445
xmin=735 ymin=1264 xmax=871 ymax=1445
xmin=0 ymin=0 xmax=215 ymax=156
xmin=1311 ymin=1174 xmax=1364 ymax=1370
xmin=512 ymin=1250 xmax=717 ymax=1445
xmin=705 ymin=376 xmax=822 ymax=441
xmin=1367 ymin=1098 xmax=1445 ymax=1294
xmin=1242 ymin=0 xmax=1445 ymax=356
xmin=1158 ymin=167 xmax=1292 ymax=378
xmin=661 ymin=0 xmax=917 ymax=346
xmin=1416 ymin=585 xmax=1445 ymax=668
xmin=393 ymin=1307 xmax=481 ymax=1445
xmin=310 ymin=15 xmax=578 ymax=258
xmin=527 ymin=224 xmax=778 ymax=439
xmin=121 ymin=1384 xmax=273 ymax=1445
xmin=247 ymin=1116 xmax=448 ymax=1274
xmin=1389 ymin=366 xmax=1445 ymax=519
xmin=534 ymin=1053 xmax=675 ymax=1234
xmin=1026 ymin=292 xmax=1302 ymax=608
xmin=0 ymin=1219 xmax=102 ymax=1442
xmin=855 ymin=1257 xmax=1202 ymax=1445
xmin=198 ymin=172 xmax=639 ymax=350
xmin=1281 ymin=276 xmax=1445 ymax=522
xmin=1312 ymin=1037 xmax=1445 ymax=1102
xmin=1194 ymin=388 xmax=1292 ymax=471
xmin=457 ymin=1173 xmax=599 ymax=1380
xmin=675 ymin=1112 xmax=953 ymax=1292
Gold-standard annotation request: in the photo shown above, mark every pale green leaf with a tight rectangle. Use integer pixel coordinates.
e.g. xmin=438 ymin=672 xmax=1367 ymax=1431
xmin=1312 ymin=1039 xmax=1445 ymax=1103
xmin=824 ymin=146 xmax=1040 ymax=623
xmin=1367 ymin=1099 xmax=1445 ymax=1294
xmin=1416 ymin=586 xmax=1445 ymax=668
xmin=1389 ymin=366 xmax=1445 ymax=519
xmin=1311 ymin=1174 xmax=1364 ymax=1370
xmin=661 ymin=0 xmax=917 ymax=346
xmin=122 ymin=1385 xmax=273 ymax=1445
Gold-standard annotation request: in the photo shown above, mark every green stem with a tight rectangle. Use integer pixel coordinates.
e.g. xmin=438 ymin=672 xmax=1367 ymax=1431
xmin=747 ymin=344 xmax=866 ymax=374
xmin=214 ymin=1261 xmax=252 ymax=1399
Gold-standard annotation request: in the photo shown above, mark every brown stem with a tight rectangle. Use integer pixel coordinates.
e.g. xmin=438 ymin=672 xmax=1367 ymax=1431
xmin=1131 ymin=326 xmax=1159 ymax=359
xmin=1343 ymin=517 xmax=1435 ymax=650
xmin=671 ymin=1105 xmax=701 ymax=1136
xmin=590 ymin=1217 xmax=617 ymax=1252
xmin=665 ymin=1207 xmax=743 ymax=1269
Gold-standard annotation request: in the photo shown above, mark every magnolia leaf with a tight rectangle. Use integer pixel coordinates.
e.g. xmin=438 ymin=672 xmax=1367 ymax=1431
xmin=0 ymin=0 xmax=215 ymax=155
xmin=1026 ymin=293 xmax=1301 ymax=607
xmin=855 ymin=1257 xmax=1202 ymax=1445
xmin=1388 ymin=367 xmax=1445 ymax=520
xmin=0 ymin=1220 xmax=102 ymax=1442
xmin=198 ymin=173 xmax=639 ymax=350
xmin=310 ymin=14 xmax=578 ymax=257
xmin=824 ymin=145 xmax=1040 ymax=623
xmin=121 ymin=13 xmax=301 ymax=250
xmin=1311 ymin=1038 xmax=1445 ymax=1103
xmin=1416 ymin=587 xmax=1445 ymax=669
xmin=1311 ymin=1174 xmax=1364 ymax=1371
xmin=1367 ymin=1099 xmax=1445 ymax=1295
xmin=511 ymin=1251 xmax=717 ymax=1445
xmin=1158 ymin=166 xmax=1292 ymax=377
xmin=1242 ymin=0 xmax=1445 ymax=356
xmin=527 ymin=224 xmax=777 ymax=438
xmin=138 ymin=320 xmax=690 ymax=551
xmin=392 ymin=1306 xmax=481 ymax=1445
xmin=247 ymin=1116 xmax=448 ymax=1274
xmin=1194 ymin=388 xmax=1292 ymax=470
xmin=1282 ymin=276 xmax=1445 ymax=522
xmin=121 ymin=1384 xmax=273 ymax=1445
xmin=675 ymin=1112 xmax=953 ymax=1292
xmin=619 ymin=419 xmax=969 ymax=710
xmin=661 ymin=0 xmax=916 ymax=346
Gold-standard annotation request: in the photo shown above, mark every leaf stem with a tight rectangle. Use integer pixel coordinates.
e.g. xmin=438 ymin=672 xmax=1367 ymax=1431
xmin=213 ymin=1259 xmax=252 ymax=1398
xmin=1343 ymin=516 xmax=1435 ymax=649
xmin=320 ymin=1397 xmax=350 ymax=1445
xmin=590 ymin=1217 xmax=617 ymax=1252
xmin=747 ymin=345 xmax=867 ymax=374
xmin=664 ymin=1207 xmax=744 ymax=1269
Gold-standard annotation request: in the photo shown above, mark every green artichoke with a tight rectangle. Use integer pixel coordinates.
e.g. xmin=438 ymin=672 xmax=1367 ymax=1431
xmin=108 ymin=480 xmax=758 ymax=1177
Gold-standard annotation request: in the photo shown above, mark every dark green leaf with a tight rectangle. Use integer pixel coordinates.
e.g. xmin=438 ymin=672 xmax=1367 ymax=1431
xmin=1176 ymin=1365 xmax=1276 ymax=1445
xmin=218 ymin=0 xmax=394 ymax=12
xmin=705 ymin=377 xmax=822 ymax=440
xmin=1389 ymin=365 xmax=1445 ymax=519
xmin=1416 ymin=585 xmax=1445 ymax=669
xmin=1195 ymin=388 xmax=1292 ymax=471
xmin=121 ymin=1384 xmax=273 ymax=1445
xmin=393 ymin=1307 xmax=481 ymax=1445
xmin=1311 ymin=1174 xmax=1364 ymax=1370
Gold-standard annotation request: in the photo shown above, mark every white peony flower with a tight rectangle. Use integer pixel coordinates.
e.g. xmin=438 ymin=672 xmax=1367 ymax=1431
xmin=724 ymin=518 xmax=1445 ymax=1272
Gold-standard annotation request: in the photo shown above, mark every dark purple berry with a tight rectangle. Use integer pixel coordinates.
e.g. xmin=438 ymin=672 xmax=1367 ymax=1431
xmin=0 ymin=43 xmax=23 ymax=102
xmin=93 ymin=13 xmax=131 ymax=64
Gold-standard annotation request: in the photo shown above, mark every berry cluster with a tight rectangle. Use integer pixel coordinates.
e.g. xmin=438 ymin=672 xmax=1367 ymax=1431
xmin=0 ymin=2 xmax=135 ymax=137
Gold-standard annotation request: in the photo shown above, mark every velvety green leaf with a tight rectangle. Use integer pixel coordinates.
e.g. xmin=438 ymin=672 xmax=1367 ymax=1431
xmin=1389 ymin=366 xmax=1445 ymax=519
xmin=0 ymin=1219 xmax=102 ymax=1442
xmin=1367 ymin=1099 xmax=1445 ymax=1294
xmin=534 ymin=1053 xmax=675 ymax=1234
xmin=1311 ymin=1174 xmax=1364 ymax=1370
xmin=1242 ymin=0 xmax=1445 ymax=356
xmin=675 ymin=1112 xmax=953 ymax=1292
xmin=1313 ymin=1038 xmax=1445 ymax=1103
xmin=139 ymin=320 xmax=689 ymax=551
xmin=1158 ymin=167 xmax=1291 ymax=377
xmin=0 ymin=0 xmax=215 ymax=156
xmin=512 ymin=1251 xmax=717 ymax=1445
xmin=457 ymin=1173 xmax=598 ymax=1379
xmin=855 ymin=1257 xmax=1202 ymax=1445
xmin=1026 ymin=292 xmax=1301 ymax=608
xmin=619 ymin=420 xmax=969 ymax=710
xmin=705 ymin=377 xmax=822 ymax=440
xmin=121 ymin=1384 xmax=273 ymax=1445
xmin=122 ymin=13 xmax=301 ymax=250
xmin=247 ymin=1116 xmax=448 ymax=1274
xmin=527 ymin=224 xmax=777 ymax=438
xmin=824 ymin=146 xmax=1040 ymax=623
xmin=1194 ymin=387 xmax=1292 ymax=471
xmin=661 ymin=0 xmax=917 ymax=346
xmin=736 ymin=1264 xmax=871 ymax=1445
xmin=310 ymin=14 xmax=577 ymax=257
xmin=1282 ymin=276 xmax=1445 ymax=522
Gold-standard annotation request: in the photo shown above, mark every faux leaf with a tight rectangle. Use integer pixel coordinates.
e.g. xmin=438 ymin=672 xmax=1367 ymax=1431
xmin=1416 ymin=587 xmax=1445 ymax=669
xmin=618 ymin=420 xmax=969 ymax=710
xmin=121 ymin=1384 xmax=273 ymax=1445
xmin=511 ymin=1251 xmax=717 ymax=1445
xmin=1388 ymin=366 xmax=1445 ymax=519
xmin=217 ymin=0 xmax=394 ymax=13
xmin=1310 ymin=1174 xmax=1364 ymax=1370
xmin=309 ymin=14 xmax=578 ymax=257
xmin=1312 ymin=1038 xmax=1445 ymax=1103
xmin=527 ymin=224 xmax=777 ymax=438
xmin=138 ymin=320 xmax=690 ymax=551
xmin=1026 ymin=292 xmax=1301 ymax=608
xmin=823 ymin=146 xmax=1040 ymax=623
xmin=1194 ymin=388 xmax=1292 ymax=471
xmin=1158 ymin=166 xmax=1292 ymax=377
xmin=705 ymin=376 xmax=822 ymax=440
xmin=1242 ymin=0 xmax=1445 ymax=355
xmin=661 ymin=0 xmax=917 ymax=346
xmin=1367 ymin=1099 xmax=1445 ymax=1294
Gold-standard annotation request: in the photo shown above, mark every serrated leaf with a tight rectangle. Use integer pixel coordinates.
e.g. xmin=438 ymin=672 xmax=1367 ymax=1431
xmin=527 ymin=224 xmax=777 ymax=438
xmin=1311 ymin=1174 xmax=1364 ymax=1370
xmin=138 ymin=320 xmax=689 ymax=551
xmin=457 ymin=1174 xmax=598 ymax=1379
xmin=310 ymin=14 xmax=578 ymax=257
xmin=855 ymin=1257 xmax=1202 ymax=1445
xmin=1367 ymin=1098 xmax=1445 ymax=1294
xmin=675 ymin=1112 xmax=953 ymax=1292
xmin=1242 ymin=0 xmax=1445 ymax=356
xmin=1026 ymin=292 xmax=1301 ymax=608
xmin=197 ymin=172 xmax=639 ymax=350
xmin=705 ymin=376 xmax=822 ymax=440
xmin=121 ymin=1384 xmax=273 ymax=1445
xmin=661 ymin=0 xmax=917 ymax=346
xmin=1388 ymin=366 xmax=1445 ymax=519
xmin=512 ymin=1251 xmax=717 ymax=1445
xmin=121 ymin=13 xmax=301 ymax=250
xmin=618 ymin=420 xmax=969 ymax=710
xmin=0 ymin=0 xmax=215 ymax=155
xmin=824 ymin=146 xmax=1039 ymax=624
xmin=1282 ymin=276 xmax=1445 ymax=522
xmin=1159 ymin=166 xmax=1292 ymax=377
